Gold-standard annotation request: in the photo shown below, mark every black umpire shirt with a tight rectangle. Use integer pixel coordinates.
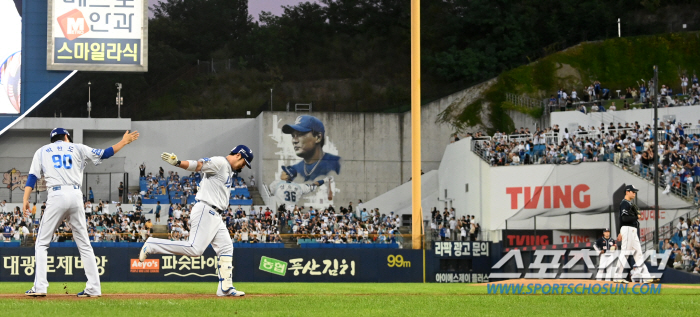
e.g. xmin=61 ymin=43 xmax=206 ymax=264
xmin=596 ymin=237 xmax=616 ymax=253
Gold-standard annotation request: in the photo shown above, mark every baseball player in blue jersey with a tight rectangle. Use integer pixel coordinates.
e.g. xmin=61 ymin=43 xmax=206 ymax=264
xmin=23 ymin=128 xmax=139 ymax=297
xmin=139 ymin=145 xmax=253 ymax=297
xmin=283 ymin=115 xmax=340 ymax=182
xmin=270 ymin=166 xmax=332 ymax=207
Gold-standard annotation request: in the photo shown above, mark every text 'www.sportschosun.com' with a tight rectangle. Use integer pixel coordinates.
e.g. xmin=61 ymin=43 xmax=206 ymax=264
xmin=487 ymin=283 xmax=662 ymax=295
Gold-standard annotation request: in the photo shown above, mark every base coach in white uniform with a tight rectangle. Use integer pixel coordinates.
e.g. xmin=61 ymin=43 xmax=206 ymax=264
xmin=139 ymin=145 xmax=253 ymax=297
xmin=23 ymin=128 xmax=139 ymax=297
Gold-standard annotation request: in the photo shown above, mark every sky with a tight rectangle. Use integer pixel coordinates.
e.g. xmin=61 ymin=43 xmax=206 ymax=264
xmin=147 ymin=0 xmax=312 ymax=19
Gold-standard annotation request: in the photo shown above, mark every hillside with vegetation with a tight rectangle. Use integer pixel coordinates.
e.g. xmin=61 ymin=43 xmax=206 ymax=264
xmin=439 ymin=32 xmax=700 ymax=133
xmin=34 ymin=0 xmax=700 ymax=122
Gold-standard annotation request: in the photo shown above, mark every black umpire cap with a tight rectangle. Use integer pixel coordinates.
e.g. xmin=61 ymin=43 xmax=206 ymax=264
xmin=625 ymin=185 xmax=639 ymax=192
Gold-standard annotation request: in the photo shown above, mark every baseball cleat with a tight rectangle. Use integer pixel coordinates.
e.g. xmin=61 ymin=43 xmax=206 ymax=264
xmin=615 ymin=280 xmax=629 ymax=284
xmin=25 ymin=289 xmax=46 ymax=297
xmin=139 ymin=244 xmax=149 ymax=262
xmin=218 ymin=288 xmax=245 ymax=297
xmin=642 ymin=279 xmax=661 ymax=284
xmin=77 ymin=290 xmax=101 ymax=298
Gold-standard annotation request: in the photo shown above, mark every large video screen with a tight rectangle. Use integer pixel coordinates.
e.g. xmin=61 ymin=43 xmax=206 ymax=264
xmin=0 ymin=0 xmax=22 ymax=114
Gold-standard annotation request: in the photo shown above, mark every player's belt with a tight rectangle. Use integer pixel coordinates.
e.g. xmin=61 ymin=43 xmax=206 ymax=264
xmin=196 ymin=200 xmax=224 ymax=214
xmin=49 ymin=185 xmax=80 ymax=191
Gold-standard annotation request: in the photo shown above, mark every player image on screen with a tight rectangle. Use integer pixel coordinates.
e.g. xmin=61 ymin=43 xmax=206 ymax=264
xmin=0 ymin=0 xmax=22 ymax=114
xmin=269 ymin=166 xmax=332 ymax=207
xmin=282 ymin=115 xmax=340 ymax=182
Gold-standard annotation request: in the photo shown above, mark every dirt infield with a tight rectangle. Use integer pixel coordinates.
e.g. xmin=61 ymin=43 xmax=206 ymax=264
xmin=478 ymin=278 xmax=700 ymax=289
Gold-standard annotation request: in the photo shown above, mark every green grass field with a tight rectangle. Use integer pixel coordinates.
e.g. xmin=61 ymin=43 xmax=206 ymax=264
xmin=1 ymin=282 xmax=699 ymax=316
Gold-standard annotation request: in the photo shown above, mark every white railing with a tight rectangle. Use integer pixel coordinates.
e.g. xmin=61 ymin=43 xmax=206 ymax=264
xmin=261 ymin=184 xmax=274 ymax=208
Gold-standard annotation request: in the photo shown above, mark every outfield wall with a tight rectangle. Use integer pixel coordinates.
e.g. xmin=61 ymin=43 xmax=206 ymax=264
xmin=0 ymin=242 xmax=494 ymax=283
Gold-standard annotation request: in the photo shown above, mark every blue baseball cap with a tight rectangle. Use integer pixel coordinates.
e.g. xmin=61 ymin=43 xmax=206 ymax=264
xmin=282 ymin=115 xmax=325 ymax=134
xmin=50 ymin=128 xmax=72 ymax=142
xmin=282 ymin=166 xmax=297 ymax=181
xmin=230 ymin=145 xmax=253 ymax=168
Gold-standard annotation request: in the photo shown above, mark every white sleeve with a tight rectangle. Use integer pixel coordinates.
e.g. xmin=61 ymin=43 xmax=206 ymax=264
xmin=28 ymin=149 xmax=43 ymax=177
xmin=76 ymin=144 xmax=105 ymax=166
xmin=269 ymin=180 xmax=280 ymax=195
xmin=199 ymin=157 xmax=225 ymax=175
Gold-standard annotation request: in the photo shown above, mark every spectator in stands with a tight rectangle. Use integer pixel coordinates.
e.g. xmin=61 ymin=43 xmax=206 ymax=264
xmin=89 ymin=187 xmax=94 ymax=203
xmin=449 ymin=217 xmax=457 ymax=240
xmin=678 ymin=217 xmax=689 ymax=240
xmin=439 ymin=224 xmax=447 ymax=241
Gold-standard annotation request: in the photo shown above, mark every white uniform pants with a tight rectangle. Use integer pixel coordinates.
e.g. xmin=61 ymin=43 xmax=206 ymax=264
xmin=34 ymin=187 xmax=101 ymax=294
xmin=596 ymin=252 xmax=618 ymax=281
xmin=616 ymin=226 xmax=652 ymax=282
xmin=145 ymin=202 xmax=233 ymax=257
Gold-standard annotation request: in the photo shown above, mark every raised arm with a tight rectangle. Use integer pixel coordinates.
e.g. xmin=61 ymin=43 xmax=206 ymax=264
xmin=161 ymin=152 xmax=203 ymax=172
xmin=109 ymin=130 xmax=139 ymax=156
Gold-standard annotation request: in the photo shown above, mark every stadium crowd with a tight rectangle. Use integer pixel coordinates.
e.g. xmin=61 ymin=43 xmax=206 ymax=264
xmin=661 ymin=216 xmax=700 ymax=274
xmin=226 ymin=202 xmax=405 ymax=245
xmin=3 ymin=167 xmax=462 ymax=247
xmin=0 ymin=200 xmax=33 ymax=242
xmin=547 ymin=75 xmax=700 ymax=113
xmin=471 ymin=119 xmax=700 ymax=204
xmin=429 ymin=207 xmax=481 ymax=242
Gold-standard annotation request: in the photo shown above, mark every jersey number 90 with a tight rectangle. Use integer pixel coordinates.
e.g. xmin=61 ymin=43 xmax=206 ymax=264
xmin=52 ymin=154 xmax=73 ymax=169
xmin=284 ymin=191 xmax=296 ymax=202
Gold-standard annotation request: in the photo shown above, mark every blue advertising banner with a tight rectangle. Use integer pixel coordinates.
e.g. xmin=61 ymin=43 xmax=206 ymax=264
xmin=0 ymin=247 xmax=425 ymax=283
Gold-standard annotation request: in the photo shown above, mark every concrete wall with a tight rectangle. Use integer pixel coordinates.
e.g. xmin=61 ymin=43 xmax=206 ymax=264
xmin=360 ymin=170 xmax=439 ymax=219
xmin=507 ymin=110 xmax=550 ymax=133
xmin=124 ymin=118 xmax=259 ymax=185
xmin=260 ymin=106 xmax=455 ymax=208
xmin=551 ymin=105 xmax=700 ymax=132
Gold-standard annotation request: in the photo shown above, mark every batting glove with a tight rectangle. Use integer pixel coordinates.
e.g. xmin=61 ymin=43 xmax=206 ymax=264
xmin=161 ymin=152 xmax=178 ymax=166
